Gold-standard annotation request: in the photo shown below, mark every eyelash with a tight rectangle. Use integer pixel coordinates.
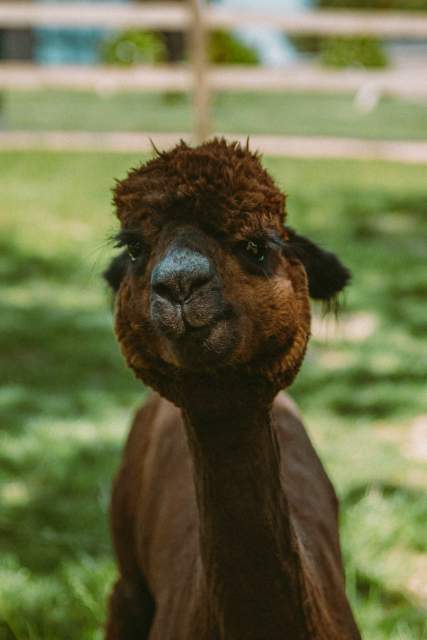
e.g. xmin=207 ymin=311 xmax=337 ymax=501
xmin=114 ymin=232 xmax=144 ymax=262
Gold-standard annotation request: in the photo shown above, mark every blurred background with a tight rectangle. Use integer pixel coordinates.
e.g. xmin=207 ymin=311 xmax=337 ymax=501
xmin=0 ymin=1 xmax=426 ymax=639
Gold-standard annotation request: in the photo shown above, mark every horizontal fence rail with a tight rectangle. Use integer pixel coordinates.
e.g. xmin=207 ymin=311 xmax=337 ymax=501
xmin=211 ymin=66 xmax=427 ymax=99
xmin=0 ymin=3 xmax=189 ymax=29
xmin=0 ymin=64 xmax=190 ymax=92
xmin=207 ymin=7 xmax=427 ymax=38
xmin=1 ymin=3 xmax=427 ymax=38
xmin=2 ymin=63 xmax=427 ymax=100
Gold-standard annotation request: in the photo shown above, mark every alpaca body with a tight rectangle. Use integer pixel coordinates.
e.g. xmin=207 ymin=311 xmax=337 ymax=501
xmin=107 ymin=391 xmax=359 ymax=639
xmin=103 ymin=139 xmax=361 ymax=638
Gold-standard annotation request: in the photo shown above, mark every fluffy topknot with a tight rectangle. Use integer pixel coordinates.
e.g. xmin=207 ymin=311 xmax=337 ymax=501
xmin=114 ymin=138 xmax=286 ymax=239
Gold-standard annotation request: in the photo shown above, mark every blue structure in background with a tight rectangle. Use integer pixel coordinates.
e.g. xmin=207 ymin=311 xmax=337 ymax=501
xmin=213 ymin=0 xmax=312 ymax=66
xmin=34 ymin=0 xmax=129 ymax=65
xmin=33 ymin=0 xmax=312 ymax=66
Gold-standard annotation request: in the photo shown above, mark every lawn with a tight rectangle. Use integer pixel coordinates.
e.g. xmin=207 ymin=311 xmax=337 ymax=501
xmin=3 ymin=89 xmax=427 ymax=140
xmin=0 ymin=150 xmax=426 ymax=640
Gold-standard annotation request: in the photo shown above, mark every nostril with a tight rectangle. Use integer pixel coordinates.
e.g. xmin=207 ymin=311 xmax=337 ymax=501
xmin=187 ymin=272 xmax=213 ymax=296
xmin=152 ymin=281 xmax=175 ymax=301
xmin=152 ymin=271 xmax=213 ymax=304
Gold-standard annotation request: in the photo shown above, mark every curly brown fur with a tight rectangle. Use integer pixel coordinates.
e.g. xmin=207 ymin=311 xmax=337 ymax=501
xmin=104 ymin=139 xmax=360 ymax=639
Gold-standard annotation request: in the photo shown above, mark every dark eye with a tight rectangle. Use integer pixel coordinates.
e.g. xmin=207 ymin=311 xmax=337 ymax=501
xmin=245 ymin=239 xmax=266 ymax=263
xmin=126 ymin=240 xmax=143 ymax=262
xmin=114 ymin=230 xmax=144 ymax=262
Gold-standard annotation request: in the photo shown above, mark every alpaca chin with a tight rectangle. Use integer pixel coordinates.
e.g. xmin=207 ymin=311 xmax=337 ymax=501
xmin=170 ymin=317 xmax=238 ymax=370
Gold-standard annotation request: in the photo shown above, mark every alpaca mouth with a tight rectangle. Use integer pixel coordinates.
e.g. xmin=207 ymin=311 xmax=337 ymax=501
xmin=151 ymin=289 xmax=228 ymax=339
xmin=172 ymin=316 xmax=236 ymax=367
xmin=150 ymin=294 xmax=237 ymax=367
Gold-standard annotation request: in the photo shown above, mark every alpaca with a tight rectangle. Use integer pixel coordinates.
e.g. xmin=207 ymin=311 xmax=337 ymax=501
xmin=103 ymin=139 xmax=361 ymax=640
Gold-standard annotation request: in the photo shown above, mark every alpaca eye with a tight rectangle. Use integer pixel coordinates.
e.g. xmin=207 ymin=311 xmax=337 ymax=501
xmin=245 ymin=240 xmax=265 ymax=263
xmin=114 ymin=230 xmax=145 ymax=263
xmin=127 ymin=241 xmax=143 ymax=262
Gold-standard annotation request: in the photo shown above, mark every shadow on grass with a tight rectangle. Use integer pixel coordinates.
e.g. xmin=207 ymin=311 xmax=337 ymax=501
xmin=0 ymin=240 xmax=77 ymax=285
xmin=327 ymin=192 xmax=427 ymax=338
xmin=293 ymin=357 xmax=426 ymax=420
xmin=0 ymin=239 xmax=142 ymax=638
xmin=0 ymin=298 xmax=142 ymax=433
xmin=290 ymin=190 xmax=427 ymax=422
xmin=0 ymin=438 xmax=117 ymax=574
xmin=341 ymin=481 xmax=425 ymax=508
xmin=352 ymin=569 xmax=427 ymax=638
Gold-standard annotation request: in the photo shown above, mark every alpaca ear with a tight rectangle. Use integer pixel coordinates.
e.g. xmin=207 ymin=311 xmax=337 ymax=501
xmin=285 ymin=228 xmax=351 ymax=301
xmin=103 ymin=251 xmax=129 ymax=294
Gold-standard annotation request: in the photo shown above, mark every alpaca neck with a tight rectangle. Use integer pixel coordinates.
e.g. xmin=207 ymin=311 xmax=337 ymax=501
xmin=182 ymin=388 xmax=313 ymax=639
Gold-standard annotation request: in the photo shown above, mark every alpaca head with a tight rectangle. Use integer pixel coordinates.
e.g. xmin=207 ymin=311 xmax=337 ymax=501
xmin=105 ymin=139 xmax=350 ymax=404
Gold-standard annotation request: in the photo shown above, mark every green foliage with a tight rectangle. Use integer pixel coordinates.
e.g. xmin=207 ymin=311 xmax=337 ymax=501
xmin=1 ymin=151 xmax=426 ymax=639
xmin=292 ymin=0 xmax=412 ymax=67
xmin=288 ymin=34 xmax=322 ymax=54
xmin=320 ymin=36 xmax=388 ymax=68
xmin=101 ymin=28 xmax=259 ymax=67
xmin=101 ymin=30 xmax=166 ymax=66
xmin=287 ymin=34 xmax=389 ymax=68
xmin=208 ymin=31 xmax=259 ymax=65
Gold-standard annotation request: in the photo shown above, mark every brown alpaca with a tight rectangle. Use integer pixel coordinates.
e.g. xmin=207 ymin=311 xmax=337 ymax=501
xmin=104 ymin=139 xmax=361 ymax=640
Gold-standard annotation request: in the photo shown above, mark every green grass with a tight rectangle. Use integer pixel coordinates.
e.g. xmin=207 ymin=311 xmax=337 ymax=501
xmin=0 ymin=151 xmax=426 ymax=640
xmin=2 ymin=89 xmax=427 ymax=140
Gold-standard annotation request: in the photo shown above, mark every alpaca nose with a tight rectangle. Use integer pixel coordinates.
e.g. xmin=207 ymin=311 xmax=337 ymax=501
xmin=151 ymin=247 xmax=214 ymax=304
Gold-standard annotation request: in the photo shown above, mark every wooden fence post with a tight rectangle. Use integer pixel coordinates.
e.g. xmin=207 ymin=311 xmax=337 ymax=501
xmin=189 ymin=0 xmax=210 ymax=144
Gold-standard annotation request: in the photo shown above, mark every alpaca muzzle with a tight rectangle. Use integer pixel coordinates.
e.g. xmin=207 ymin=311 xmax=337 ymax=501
xmin=150 ymin=244 xmax=236 ymax=367
xmin=150 ymin=246 xmax=224 ymax=337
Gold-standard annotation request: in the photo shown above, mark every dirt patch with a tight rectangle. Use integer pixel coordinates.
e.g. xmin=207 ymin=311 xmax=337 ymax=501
xmin=311 ymin=311 xmax=378 ymax=343
xmin=407 ymin=556 xmax=427 ymax=606
xmin=405 ymin=415 xmax=427 ymax=462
